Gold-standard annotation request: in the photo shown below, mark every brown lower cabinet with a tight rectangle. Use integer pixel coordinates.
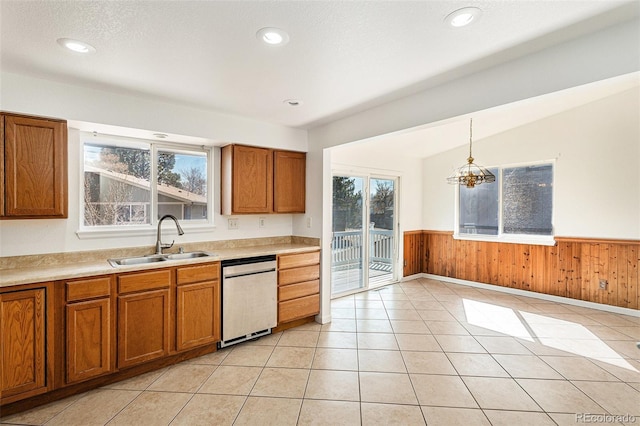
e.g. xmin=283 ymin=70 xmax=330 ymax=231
xmin=117 ymin=270 xmax=172 ymax=369
xmin=176 ymin=263 xmax=221 ymax=351
xmin=2 ymin=255 xmax=321 ymax=413
xmin=0 ymin=284 xmax=53 ymax=405
xmin=65 ymin=276 xmax=115 ymax=384
xmin=277 ymin=251 xmax=320 ymax=324
xmin=1 ymin=262 xmax=223 ymax=412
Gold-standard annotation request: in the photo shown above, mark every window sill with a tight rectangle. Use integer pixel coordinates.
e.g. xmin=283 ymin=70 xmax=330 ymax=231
xmin=76 ymin=223 xmax=216 ymax=240
xmin=453 ymin=233 xmax=556 ymax=246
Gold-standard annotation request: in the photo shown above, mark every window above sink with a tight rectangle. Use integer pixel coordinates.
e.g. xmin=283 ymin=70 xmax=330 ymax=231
xmin=78 ymin=132 xmax=214 ymax=239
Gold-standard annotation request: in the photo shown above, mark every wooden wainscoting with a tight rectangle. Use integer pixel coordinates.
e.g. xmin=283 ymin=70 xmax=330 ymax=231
xmin=403 ymin=231 xmax=639 ymax=310
xmin=402 ymin=231 xmax=424 ymax=277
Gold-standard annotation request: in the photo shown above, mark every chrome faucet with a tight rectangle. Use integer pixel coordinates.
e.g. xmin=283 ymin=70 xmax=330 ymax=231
xmin=155 ymin=214 xmax=184 ymax=254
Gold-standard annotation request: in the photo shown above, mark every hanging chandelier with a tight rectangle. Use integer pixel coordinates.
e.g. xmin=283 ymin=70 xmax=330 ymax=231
xmin=446 ymin=118 xmax=495 ymax=188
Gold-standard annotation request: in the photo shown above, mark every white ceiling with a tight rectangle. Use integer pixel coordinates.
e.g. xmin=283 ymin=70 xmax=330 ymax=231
xmin=1 ymin=1 xmax=637 ymax=130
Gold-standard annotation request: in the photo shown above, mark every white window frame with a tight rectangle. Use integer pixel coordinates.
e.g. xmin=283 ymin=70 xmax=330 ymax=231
xmin=77 ymin=132 xmax=214 ymax=239
xmin=453 ymin=159 xmax=555 ymax=246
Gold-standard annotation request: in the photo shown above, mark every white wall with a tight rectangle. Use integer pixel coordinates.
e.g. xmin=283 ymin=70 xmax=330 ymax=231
xmin=330 ymin=142 xmax=423 ymax=232
xmin=1 ymin=72 xmax=307 ymax=150
xmin=305 ymin=18 xmax=639 ymax=323
xmin=0 ymin=130 xmax=299 ymax=257
xmin=0 ymin=72 xmax=308 ymax=257
xmin=304 ymin=18 xmax=639 ymax=241
xmin=422 ymin=88 xmax=640 ymax=239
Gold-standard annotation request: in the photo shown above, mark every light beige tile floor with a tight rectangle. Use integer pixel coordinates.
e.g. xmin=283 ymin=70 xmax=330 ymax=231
xmin=2 ymin=277 xmax=639 ymax=425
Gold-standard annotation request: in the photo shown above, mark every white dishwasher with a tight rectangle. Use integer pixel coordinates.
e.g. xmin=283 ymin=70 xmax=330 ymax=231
xmin=219 ymin=255 xmax=277 ymax=348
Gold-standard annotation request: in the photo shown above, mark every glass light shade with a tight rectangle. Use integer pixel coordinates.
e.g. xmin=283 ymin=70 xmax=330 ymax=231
xmin=447 ymin=157 xmax=496 ymax=188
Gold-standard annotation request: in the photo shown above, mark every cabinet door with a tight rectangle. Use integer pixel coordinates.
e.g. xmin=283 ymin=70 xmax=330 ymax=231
xmin=3 ymin=115 xmax=67 ymax=218
xmin=176 ymin=281 xmax=220 ymax=351
xmin=274 ymin=150 xmax=306 ymax=213
xmin=117 ymin=289 xmax=170 ymax=368
xmin=229 ymin=145 xmax=273 ymax=214
xmin=66 ymin=298 xmax=111 ymax=383
xmin=0 ymin=288 xmax=47 ymax=402
xmin=0 ymin=116 xmax=4 ymax=216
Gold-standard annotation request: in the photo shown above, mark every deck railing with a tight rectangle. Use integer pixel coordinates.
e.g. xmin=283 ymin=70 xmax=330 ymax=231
xmin=331 ymin=229 xmax=394 ymax=269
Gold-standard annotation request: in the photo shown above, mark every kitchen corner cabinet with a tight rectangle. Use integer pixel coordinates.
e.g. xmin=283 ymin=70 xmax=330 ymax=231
xmin=117 ymin=270 xmax=172 ymax=369
xmin=220 ymin=144 xmax=306 ymax=215
xmin=176 ymin=263 xmax=221 ymax=351
xmin=277 ymin=251 xmax=320 ymax=324
xmin=0 ymin=284 xmax=53 ymax=405
xmin=65 ymin=276 xmax=115 ymax=384
xmin=1 ymin=113 xmax=68 ymax=219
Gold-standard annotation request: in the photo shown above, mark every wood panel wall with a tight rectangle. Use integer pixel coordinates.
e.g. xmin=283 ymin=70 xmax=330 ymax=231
xmin=403 ymin=230 xmax=639 ymax=310
xmin=403 ymin=231 xmax=424 ymax=277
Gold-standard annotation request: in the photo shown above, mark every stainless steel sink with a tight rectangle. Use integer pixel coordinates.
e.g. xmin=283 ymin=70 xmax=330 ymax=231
xmin=108 ymin=255 xmax=167 ymax=267
xmin=164 ymin=251 xmax=212 ymax=260
xmin=108 ymin=251 xmax=214 ymax=267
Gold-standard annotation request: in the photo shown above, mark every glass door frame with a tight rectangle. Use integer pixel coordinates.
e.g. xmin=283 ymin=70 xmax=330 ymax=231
xmin=330 ymin=170 xmax=400 ymax=298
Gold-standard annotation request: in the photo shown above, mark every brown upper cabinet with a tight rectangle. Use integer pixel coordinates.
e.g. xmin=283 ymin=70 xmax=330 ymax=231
xmin=221 ymin=144 xmax=273 ymax=214
xmin=273 ymin=150 xmax=306 ymax=213
xmin=220 ymin=144 xmax=306 ymax=215
xmin=1 ymin=112 xmax=68 ymax=218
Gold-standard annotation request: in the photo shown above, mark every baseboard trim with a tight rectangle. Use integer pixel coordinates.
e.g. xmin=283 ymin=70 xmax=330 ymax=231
xmin=414 ymin=273 xmax=640 ymax=318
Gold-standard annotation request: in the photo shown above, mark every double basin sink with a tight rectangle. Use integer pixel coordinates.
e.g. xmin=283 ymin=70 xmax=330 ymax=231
xmin=108 ymin=251 xmax=214 ymax=267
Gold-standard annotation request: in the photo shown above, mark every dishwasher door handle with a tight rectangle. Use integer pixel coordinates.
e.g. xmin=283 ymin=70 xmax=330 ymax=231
xmin=223 ymin=268 xmax=276 ymax=279
xmin=222 ymin=260 xmax=277 ymax=278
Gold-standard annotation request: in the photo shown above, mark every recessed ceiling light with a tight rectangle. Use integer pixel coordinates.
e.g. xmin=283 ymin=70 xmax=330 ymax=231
xmin=153 ymin=133 xmax=168 ymax=139
xmin=57 ymin=38 xmax=96 ymax=54
xmin=444 ymin=7 xmax=482 ymax=28
xmin=256 ymin=27 xmax=290 ymax=46
xmin=283 ymin=99 xmax=302 ymax=107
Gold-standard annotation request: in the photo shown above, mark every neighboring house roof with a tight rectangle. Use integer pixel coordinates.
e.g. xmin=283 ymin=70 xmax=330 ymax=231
xmin=85 ymin=165 xmax=206 ymax=204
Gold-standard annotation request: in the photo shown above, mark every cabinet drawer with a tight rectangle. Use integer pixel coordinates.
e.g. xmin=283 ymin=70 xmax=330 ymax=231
xmin=177 ymin=263 xmax=220 ymax=286
xmin=279 ymin=294 xmax=320 ymax=324
xmin=278 ymin=251 xmax=320 ymax=270
xmin=279 ymin=280 xmax=319 ymax=302
xmin=278 ymin=264 xmax=319 ymax=286
xmin=66 ymin=277 xmax=111 ymax=302
xmin=118 ymin=270 xmax=171 ymax=294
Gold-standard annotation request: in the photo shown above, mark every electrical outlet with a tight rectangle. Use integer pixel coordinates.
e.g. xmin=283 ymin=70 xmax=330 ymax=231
xmin=259 ymin=217 xmax=266 ymax=228
xmin=599 ymin=279 xmax=608 ymax=290
xmin=306 ymin=216 xmax=312 ymax=228
xmin=228 ymin=218 xmax=238 ymax=230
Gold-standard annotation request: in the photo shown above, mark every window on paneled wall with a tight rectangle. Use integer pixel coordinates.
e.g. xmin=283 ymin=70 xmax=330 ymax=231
xmin=456 ymin=162 xmax=554 ymax=245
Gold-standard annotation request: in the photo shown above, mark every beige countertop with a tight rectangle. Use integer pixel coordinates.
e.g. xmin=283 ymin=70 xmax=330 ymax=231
xmin=0 ymin=240 xmax=320 ymax=288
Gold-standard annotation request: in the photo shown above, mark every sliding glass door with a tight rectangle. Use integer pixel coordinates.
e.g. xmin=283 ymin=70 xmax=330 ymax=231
xmin=331 ymin=174 xmax=397 ymax=296
xmin=331 ymin=176 xmax=365 ymax=294
xmin=368 ymin=177 xmax=396 ymax=287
